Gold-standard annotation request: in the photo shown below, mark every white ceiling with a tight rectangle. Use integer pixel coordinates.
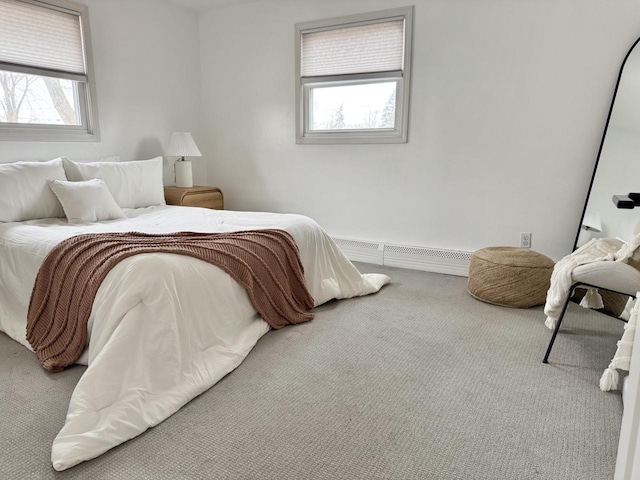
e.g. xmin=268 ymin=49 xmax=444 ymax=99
xmin=164 ymin=0 xmax=261 ymax=13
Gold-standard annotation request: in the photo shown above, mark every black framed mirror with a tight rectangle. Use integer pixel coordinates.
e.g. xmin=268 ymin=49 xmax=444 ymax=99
xmin=575 ymin=36 xmax=640 ymax=249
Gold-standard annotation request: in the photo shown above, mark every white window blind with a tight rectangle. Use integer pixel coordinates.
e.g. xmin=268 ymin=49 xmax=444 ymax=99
xmin=0 ymin=0 xmax=86 ymax=76
xmin=301 ymin=19 xmax=404 ymax=77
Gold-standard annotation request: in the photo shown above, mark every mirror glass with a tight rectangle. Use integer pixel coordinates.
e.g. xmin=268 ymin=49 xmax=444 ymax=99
xmin=577 ymin=37 xmax=640 ymax=247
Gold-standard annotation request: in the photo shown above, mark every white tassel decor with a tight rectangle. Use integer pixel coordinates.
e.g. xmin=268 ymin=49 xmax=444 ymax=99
xmin=545 ymin=316 xmax=557 ymax=330
xmin=580 ymin=288 xmax=604 ymax=309
xmin=600 ymin=365 xmax=619 ymax=391
xmin=599 ymin=296 xmax=639 ymax=393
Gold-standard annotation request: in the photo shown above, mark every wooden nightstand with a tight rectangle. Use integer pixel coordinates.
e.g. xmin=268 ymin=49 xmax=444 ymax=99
xmin=164 ymin=186 xmax=224 ymax=210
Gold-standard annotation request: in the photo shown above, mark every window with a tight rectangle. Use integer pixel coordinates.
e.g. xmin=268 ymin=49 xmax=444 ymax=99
xmin=0 ymin=0 xmax=99 ymax=141
xmin=295 ymin=7 xmax=413 ymax=144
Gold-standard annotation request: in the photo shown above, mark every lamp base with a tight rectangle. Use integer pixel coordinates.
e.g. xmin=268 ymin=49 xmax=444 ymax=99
xmin=175 ymin=161 xmax=193 ymax=188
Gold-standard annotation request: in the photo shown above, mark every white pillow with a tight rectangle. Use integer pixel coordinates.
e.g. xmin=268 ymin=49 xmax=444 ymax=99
xmin=0 ymin=158 xmax=66 ymax=222
xmin=68 ymin=156 xmax=121 ymax=163
xmin=48 ymin=179 xmax=126 ymax=223
xmin=62 ymin=157 xmax=165 ymax=209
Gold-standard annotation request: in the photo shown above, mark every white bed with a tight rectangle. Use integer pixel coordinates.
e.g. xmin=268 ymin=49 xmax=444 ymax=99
xmin=0 ymin=204 xmax=389 ymax=471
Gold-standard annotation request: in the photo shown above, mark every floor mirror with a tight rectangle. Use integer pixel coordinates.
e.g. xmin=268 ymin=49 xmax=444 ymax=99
xmin=578 ymin=36 xmax=640 ymax=480
xmin=576 ymin=36 xmax=640 ymax=249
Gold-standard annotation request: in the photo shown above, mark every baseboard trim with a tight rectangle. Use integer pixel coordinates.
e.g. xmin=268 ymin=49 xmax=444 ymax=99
xmin=331 ymin=238 xmax=384 ymax=265
xmin=331 ymin=237 xmax=472 ymax=277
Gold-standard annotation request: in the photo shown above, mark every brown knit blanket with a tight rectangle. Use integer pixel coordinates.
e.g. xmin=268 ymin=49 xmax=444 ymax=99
xmin=26 ymin=230 xmax=314 ymax=372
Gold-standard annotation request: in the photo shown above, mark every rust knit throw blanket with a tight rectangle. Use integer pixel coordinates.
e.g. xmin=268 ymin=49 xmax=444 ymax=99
xmin=27 ymin=230 xmax=314 ymax=372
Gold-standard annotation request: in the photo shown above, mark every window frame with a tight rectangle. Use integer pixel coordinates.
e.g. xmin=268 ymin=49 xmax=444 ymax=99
xmin=295 ymin=6 xmax=413 ymax=145
xmin=0 ymin=0 xmax=100 ymax=142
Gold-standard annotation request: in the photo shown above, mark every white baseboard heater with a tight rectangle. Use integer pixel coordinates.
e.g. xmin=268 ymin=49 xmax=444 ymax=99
xmin=331 ymin=237 xmax=472 ymax=277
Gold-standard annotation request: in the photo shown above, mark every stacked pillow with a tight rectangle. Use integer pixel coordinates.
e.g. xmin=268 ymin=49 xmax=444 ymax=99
xmin=0 ymin=158 xmax=67 ymax=223
xmin=0 ymin=156 xmax=165 ymax=224
xmin=48 ymin=179 xmax=126 ymax=223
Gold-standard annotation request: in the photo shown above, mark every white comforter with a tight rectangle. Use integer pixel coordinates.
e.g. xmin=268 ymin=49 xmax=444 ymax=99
xmin=0 ymin=206 xmax=389 ymax=471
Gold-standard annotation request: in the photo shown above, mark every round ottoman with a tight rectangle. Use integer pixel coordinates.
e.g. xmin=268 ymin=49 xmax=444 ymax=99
xmin=468 ymin=247 xmax=554 ymax=308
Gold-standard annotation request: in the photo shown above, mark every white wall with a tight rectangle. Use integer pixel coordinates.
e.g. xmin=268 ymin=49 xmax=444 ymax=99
xmin=199 ymin=0 xmax=640 ymax=261
xmin=0 ymin=0 xmax=205 ymax=187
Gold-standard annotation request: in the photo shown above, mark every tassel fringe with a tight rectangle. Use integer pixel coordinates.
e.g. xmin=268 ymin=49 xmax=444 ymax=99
xmin=600 ymin=366 xmax=620 ymax=391
xmin=580 ymin=288 xmax=604 ymax=309
xmin=545 ymin=316 xmax=557 ymax=330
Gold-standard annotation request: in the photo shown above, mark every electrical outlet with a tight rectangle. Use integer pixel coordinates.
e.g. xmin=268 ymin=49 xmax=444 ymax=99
xmin=520 ymin=232 xmax=532 ymax=248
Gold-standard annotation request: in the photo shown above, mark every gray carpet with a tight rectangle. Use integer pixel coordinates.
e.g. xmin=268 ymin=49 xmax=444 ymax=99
xmin=0 ymin=263 xmax=624 ymax=480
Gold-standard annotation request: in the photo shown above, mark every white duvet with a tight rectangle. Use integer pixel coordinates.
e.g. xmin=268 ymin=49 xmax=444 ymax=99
xmin=0 ymin=205 xmax=389 ymax=471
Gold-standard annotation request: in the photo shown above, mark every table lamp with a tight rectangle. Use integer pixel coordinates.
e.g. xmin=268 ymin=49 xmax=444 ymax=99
xmin=166 ymin=132 xmax=202 ymax=188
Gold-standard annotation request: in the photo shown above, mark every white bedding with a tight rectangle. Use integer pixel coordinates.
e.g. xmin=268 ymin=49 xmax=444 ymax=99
xmin=0 ymin=205 xmax=389 ymax=471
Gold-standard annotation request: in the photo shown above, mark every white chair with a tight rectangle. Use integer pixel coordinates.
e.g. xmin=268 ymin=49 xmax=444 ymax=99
xmin=543 ymin=261 xmax=640 ymax=363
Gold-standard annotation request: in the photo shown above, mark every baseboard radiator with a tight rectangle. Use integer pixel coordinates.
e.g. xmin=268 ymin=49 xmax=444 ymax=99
xmin=332 ymin=237 xmax=472 ymax=277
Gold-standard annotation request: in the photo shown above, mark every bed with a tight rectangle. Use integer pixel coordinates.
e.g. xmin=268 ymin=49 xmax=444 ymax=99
xmin=0 ymin=157 xmax=389 ymax=471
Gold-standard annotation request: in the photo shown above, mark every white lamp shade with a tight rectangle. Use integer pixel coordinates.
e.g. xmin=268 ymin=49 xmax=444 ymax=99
xmin=166 ymin=132 xmax=202 ymax=157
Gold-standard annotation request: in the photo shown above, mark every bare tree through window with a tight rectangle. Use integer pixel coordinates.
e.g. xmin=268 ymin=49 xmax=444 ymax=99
xmin=0 ymin=71 xmax=36 ymax=122
xmin=0 ymin=70 xmax=79 ymax=125
xmin=43 ymin=77 xmax=77 ymax=125
xmin=311 ymin=83 xmax=396 ymax=131
xmin=380 ymin=90 xmax=396 ymax=128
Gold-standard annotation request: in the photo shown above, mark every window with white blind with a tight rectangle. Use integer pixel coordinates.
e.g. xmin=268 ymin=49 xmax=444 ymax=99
xmin=295 ymin=7 xmax=413 ymax=144
xmin=0 ymin=0 xmax=99 ymax=141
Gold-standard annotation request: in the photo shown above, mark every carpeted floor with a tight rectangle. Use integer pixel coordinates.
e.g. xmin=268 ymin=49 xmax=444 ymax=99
xmin=0 ymin=263 xmax=624 ymax=479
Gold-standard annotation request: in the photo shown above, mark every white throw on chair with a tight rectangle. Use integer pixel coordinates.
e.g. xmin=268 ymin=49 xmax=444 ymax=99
xmin=542 ymin=237 xmax=640 ymax=364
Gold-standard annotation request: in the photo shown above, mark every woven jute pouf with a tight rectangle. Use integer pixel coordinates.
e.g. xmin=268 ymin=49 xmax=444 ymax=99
xmin=468 ymin=247 xmax=555 ymax=308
